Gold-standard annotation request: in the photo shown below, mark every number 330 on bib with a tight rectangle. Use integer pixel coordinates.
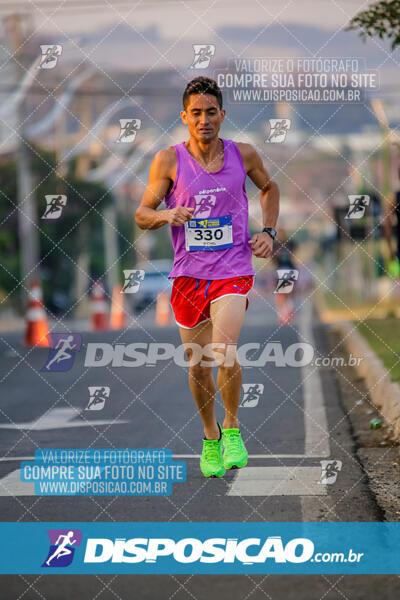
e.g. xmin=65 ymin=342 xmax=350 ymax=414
xmin=184 ymin=215 xmax=233 ymax=251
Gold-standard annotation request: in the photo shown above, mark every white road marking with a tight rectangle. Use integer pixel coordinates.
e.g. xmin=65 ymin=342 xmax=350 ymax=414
xmin=0 ymin=466 xmax=114 ymax=497
xmin=1 ymin=465 xmax=328 ymax=498
xmin=298 ymin=302 xmax=330 ymax=457
xmin=0 ymin=469 xmax=34 ymax=496
xmin=0 ymin=457 xmax=35 ymax=462
xmin=0 ymin=408 xmax=128 ymax=431
xmin=0 ymin=454 xmax=329 ymax=461
xmin=173 ymin=454 xmax=326 ymax=459
xmin=227 ymin=466 xmax=327 ymax=497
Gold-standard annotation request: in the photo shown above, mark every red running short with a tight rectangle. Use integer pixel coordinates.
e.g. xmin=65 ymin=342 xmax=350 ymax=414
xmin=170 ymin=275 xmax=255 ymax=329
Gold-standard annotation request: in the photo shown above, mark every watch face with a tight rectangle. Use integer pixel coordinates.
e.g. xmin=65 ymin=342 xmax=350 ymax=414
xmin=264 ymin=228 xmax=276 ymax=238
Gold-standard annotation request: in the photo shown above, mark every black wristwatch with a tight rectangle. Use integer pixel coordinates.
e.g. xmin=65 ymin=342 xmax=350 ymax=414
xmin=262 ymin=227 xmax=277 ymax=241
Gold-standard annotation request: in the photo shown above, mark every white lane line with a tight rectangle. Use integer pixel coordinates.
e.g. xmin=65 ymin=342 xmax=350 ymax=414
xmin=173 ymin=454 xmax=326 ymax=459
xmin=0 ymin=454 xmax=329 ymax=462
xmin=227 ymin=467 xmax=327 ymax=497
xmin=0 ymin=466 xmax=329 ymax=497
xmin=298 ymin=302 xmax=330 ymax=457
xmin=0 ymin=457 xmax=35 ymax=462
xmin=0 ymin=469 xmax=35 ymax=496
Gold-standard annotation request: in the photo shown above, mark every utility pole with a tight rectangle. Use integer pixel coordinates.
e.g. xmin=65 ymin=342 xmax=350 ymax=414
xmin=73 ymin=87 xmax=92 ymax=315
xmin=3 ymin=13 xmax=40 ymax=293
xmin=103 ymin=203 xmax=119 ymax=293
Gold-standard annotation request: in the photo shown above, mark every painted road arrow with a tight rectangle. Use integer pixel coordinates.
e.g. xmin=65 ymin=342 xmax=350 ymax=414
xmin=0 ymin=408 xmax=129 ymax=430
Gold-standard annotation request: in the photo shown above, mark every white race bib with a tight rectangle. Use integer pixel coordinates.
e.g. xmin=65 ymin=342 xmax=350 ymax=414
xmin=185 ymin=215 xmax=233 ymax=251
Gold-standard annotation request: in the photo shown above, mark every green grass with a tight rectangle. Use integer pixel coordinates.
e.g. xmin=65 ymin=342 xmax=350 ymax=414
xmin=323 ymin=290 xmax=362 ymax=310
xmin=356 ymin=319 xmax=400 ymax=383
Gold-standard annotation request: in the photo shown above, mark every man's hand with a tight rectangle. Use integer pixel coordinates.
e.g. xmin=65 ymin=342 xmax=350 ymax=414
xmin=249 ymin=231 xmax=273 ymax=258
xmin=166 ymin=206 xmax=195 ymax=226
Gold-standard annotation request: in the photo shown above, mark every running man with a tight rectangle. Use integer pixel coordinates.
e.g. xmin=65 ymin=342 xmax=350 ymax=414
xmin=272 ymin=229 xmax=297 ymax=325
xmin=135 ymin=77 xmax=279 ymax=477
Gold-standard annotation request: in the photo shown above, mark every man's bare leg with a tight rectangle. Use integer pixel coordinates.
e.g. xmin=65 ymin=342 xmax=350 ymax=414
xmin=210 ymin=295 xmax=247 ymax=429
xmin=178 ymin=319 xmax=220 ymax=440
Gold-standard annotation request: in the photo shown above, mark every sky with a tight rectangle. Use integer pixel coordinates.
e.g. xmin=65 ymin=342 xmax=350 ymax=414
xmin=2 ymin=0 xmax=396 ymax=79
xmin=1 ymin=0 xmax=381 ymax=38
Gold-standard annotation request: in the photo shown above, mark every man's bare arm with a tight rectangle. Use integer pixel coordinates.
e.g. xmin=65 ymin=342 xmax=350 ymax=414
xmin=237 ymin=142 xmax=280 ymax=258
xmin=135 ymin=149 xmax=174 ymax=230
xmin=238 ymin=142 xmax=279 ymax=228
xmin=135 ymin=148 xmax=194 ymax=230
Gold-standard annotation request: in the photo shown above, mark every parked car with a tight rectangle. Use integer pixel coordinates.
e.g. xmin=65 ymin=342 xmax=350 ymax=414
xmin=131 ymin=259 xmax=173 ymax=313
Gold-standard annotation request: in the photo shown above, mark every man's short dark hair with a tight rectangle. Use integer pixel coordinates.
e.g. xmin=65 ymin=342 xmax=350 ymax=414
xmin=183 ymin=77 xmax=223 ymax=110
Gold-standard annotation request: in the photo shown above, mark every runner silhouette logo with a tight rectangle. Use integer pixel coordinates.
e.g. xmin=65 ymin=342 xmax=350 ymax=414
xmin=193 ymin=194 xmax=217 ymax=218
xmin=116 ymin=119 xmax=141 ymax=143
xmin=42 ymin=195 xmax=67 ymax=220
xmin=190 ymin=45 xmax=216 ymax=69
xmin=319 ymin=460 xmax=343 ymax=484
xmin=266 ymin=119 xmax=291 ymax=143
xmin=41 ymin=334 xmax=82 ymax=372
xmin=345 ymin=195 xmax=370 ymax=219
xmin=274 ymin=269 xmax=299 ymax=294
xmin=86 ymin=386 xmax=110 ymax=411
xmin=39 ymin=45 xmax=63 ymax=69
xmin=42 ymin=529 xmax=82 ymax=568
xmin=122 ymin=269 xmax=145 ymax=293
xmin=240 ymin=383 xmax=264 ymax=408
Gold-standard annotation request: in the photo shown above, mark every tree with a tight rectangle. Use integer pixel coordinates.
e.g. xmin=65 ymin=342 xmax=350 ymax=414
xmin=0 ymin=148 xmax=112 ymax=313
xmin=347 ymin=0 xmax=400 ymax=50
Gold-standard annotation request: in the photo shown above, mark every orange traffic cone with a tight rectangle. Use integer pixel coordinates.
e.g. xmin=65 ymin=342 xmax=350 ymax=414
xmin=91 ymin=280 xmax=108 ymax=331
xmin=156 ymin=290 xmax=170 ymax=326
xmin=110 ymin=285 xmax=126 ymax=330
xmin=24 ymin=280 xmax=51 ymax=347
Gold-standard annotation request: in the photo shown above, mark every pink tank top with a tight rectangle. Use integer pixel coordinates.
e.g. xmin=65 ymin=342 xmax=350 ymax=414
xmin=165 ymin=138 xmax=255 ymax=280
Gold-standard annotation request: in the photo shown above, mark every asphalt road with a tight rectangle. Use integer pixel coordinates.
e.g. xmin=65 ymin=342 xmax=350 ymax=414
xmin=0 ymin=297 xmax=398 ymax=598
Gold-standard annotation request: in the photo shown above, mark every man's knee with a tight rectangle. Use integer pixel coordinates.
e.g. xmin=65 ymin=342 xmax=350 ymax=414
xmin=211 ymin=343 xmax=238 ymax=367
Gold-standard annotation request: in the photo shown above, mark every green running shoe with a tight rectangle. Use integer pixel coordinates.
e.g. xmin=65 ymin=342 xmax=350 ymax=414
xmin=200 ymin=423 xmax=225 ymax=478
xmin=222 ymin=428 xmax=248 ymax=469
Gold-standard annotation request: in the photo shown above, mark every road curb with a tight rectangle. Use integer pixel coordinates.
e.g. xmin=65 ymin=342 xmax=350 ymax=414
xmin=331 ymin=320 xmax=400 ymax=440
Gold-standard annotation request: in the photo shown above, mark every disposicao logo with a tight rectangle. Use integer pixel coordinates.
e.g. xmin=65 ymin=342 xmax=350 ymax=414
xmin=83 ymin=536 xmax=314 ymax=564
xmin=42 ymin=529 xmax=82 ymax=567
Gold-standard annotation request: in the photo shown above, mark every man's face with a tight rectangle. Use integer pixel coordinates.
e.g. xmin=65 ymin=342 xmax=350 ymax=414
xmin=180 ymin=93 xmax=225 ymax=143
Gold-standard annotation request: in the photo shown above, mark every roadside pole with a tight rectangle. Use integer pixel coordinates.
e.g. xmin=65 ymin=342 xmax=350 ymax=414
xmin=4 ymin=13 xmax=40 ymax=295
